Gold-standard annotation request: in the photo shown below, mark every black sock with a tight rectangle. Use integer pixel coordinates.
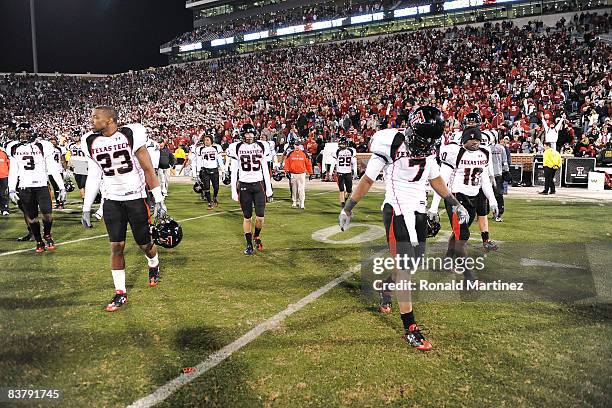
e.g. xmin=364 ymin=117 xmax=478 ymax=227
xmin=254 ymin=227 xmax=261 ymax=240
xmin=341 ymin=201 xmax=345 ymax=208
xmin=43 ymin=219 xmax=52 ymax=237
xmin=205 ymin=191 xmax=211 ymax=203
xmin=245 ymin=232 xmax=252 ymax=246
xmin=481 ymin=231 xmax=489 ymax=242
xmin=30 ymin=221 xmax=42 ymax=242
xmin=400 ymin=311 xmax=415 ymax=330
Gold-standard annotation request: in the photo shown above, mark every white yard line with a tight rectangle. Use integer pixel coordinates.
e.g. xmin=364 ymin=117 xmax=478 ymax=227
xmin=127 ymin=263 xmax=361 ymax=408
xmin=0 ymin=209 xmax=244 ymax=258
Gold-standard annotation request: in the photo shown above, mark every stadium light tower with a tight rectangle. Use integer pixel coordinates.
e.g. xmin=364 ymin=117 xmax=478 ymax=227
xmin=30 ymin=0 xmax=38 ymax=73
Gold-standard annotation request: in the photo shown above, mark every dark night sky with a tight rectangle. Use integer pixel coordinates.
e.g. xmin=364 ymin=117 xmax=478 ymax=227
xmin=0 ymin=0 xmax=193 ymax=74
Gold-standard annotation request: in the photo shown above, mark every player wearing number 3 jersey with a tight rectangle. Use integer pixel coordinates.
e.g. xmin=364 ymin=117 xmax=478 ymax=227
xmin=227 ymin=123 xmax=273 ymax=255
xmin=81 ymin=106 xmax=167 ymax=312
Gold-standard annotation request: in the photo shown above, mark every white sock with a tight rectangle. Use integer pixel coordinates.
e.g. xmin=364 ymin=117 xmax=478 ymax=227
xmin=146 ymin=253 xmax=159 ymax=268
xmin=111 ymin=269 xmax=126 ymax=293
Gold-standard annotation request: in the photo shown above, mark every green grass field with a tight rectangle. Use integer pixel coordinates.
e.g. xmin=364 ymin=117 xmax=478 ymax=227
xmin=0 ymin=184 xmax=611 ymax=407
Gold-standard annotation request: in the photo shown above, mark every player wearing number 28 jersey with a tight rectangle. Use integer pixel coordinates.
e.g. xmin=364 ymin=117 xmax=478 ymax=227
xmin=337 ymin=106 xmax=470 ymax=351
xmin=81 ymin=106 xmax=167 ymax=312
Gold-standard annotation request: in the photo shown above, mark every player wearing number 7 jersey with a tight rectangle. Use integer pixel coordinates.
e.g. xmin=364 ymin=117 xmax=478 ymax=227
xmin=338 ymin=106 xmax=470 ymax=351
xmin=81 ymin=106 xmax=167 ymax=312
xmin=428 ymin=127 xmax=498 ymax=281
xmin=227 ymin=123 xmax=273 ymax=255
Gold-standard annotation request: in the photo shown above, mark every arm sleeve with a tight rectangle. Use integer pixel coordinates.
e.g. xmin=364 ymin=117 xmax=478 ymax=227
xmin=480 ymin=166 xmax=497 ymax=204
xmin=429 ymin=164 xmax=453 ymax=212
xmin=230 ymin=157 xmax=238 ymax=199
xmin=351 ymin=150 xmax=358 ymax=177
xmin=364 ymin=155 xmax=386 ymax=180
xmin=262 ymin=157 xmax=273 ymax=197
xmin=8 ymin=156 xmax=18 ymax=192
xmin=82 ymin=157 xmax=102 ymax=212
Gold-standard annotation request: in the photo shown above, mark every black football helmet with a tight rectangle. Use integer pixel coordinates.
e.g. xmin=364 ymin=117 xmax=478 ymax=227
xmin=64 ymin=179 xmax=75 ymax=193
xmin=240 ymin=123 xmax=257 ymax=140
xmin=222 ymin=170 xmax=231 ymax=185
xmin=151 ymin=218 xmax=183 ymax=249
xmin=338 ymin=136 xmax=348 ymax=147
xmin=193 ymin=182 xmax=203 ymax=194
xmin=272 ymin=170 xmax=284 ymax=181
xmin=427 ymin=213 xmax=441 ymax=238
xmin=406 ymin=106 xmax=445 ymax=157
xmin=462 ymin=112 xmax=482 ymax=129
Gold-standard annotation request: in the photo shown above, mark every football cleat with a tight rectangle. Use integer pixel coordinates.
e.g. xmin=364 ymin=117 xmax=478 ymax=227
xmin=105 ymin=290 xmax=128 ymax=312
xmin=403 ymin=324 xmax=432 ymax=351
xmin=255 ymin=238 xmax=263 ymax=252
xmin=17 ymin=232 xmax=33 ymax=242
xmin=35 ymin=241 xmax=46 ymax=253
xmin=43 ymin=235 xmax=56 ymax=251
xmin=483 ymin=239 xmax=498 ymax=251
xmin=493 ymin=216 xmax=503 ymax=222
xmin=244 ymin=245 xmax=254 ymax=255
xmin=207 ymin=202 xmax=214 ymax=211
xmin=213 ymin=198 xmax=219 ymax=207
xmin=148 ymin=265 xmax=160 ymax=287
xmin=379 ymin=293 xmax=392 ymax=314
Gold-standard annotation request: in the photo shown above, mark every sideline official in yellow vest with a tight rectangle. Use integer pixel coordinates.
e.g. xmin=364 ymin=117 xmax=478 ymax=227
xmin=540 ymin=143 xmax=562 ymax=195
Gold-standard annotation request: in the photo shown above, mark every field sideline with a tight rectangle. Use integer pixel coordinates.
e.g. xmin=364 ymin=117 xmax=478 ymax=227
xmin=0 ymin=183 xmax=611 ymax=407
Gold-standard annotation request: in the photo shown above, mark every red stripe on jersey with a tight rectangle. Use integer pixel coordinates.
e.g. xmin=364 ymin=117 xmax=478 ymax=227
xmin=389 ymin=211 xmax=397 ymax=257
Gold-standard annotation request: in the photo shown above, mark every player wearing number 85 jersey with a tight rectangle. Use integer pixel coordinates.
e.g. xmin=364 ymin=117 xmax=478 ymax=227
xmin=227 ymin=123 xmax=273 ymax=255
xmin=81 ymin=106 xmax=167 ymax=312
xmin=338 ymin=106 xmax=470 ymax=351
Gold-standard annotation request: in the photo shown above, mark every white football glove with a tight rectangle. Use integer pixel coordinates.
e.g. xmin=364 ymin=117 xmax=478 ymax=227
xmin=490 ymin=203 xmax=499 ymax=219
xmin=452 ymin=204 xmax=470 ymax=224
xmin=58 ymin=189 xmax=67 ymax=202
xmin=81 ymin=211 xmax=92 ymax=228
xmin=9 ymin=190 xmax=19 ymax=204
xmin=339 ymin=209 xmax=352 ymax=231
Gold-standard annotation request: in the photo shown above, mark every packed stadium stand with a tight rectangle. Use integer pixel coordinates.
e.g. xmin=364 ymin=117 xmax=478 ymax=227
xmin=1 ymin=1 xmax=611 ymax=180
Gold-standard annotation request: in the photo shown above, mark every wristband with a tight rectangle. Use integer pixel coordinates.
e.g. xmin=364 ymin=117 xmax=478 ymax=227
xmin=344 ymin=197 xmax=358 ymax=213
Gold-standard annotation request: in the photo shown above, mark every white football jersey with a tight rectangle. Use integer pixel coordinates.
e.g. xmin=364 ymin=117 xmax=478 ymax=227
xmin=196 ymin=144 xmax=222 ymax=169
xmin=82 ymin=123 xmax=148 ymax=201
xmin=145 ymin=138 xmax=160 ymax=169
xmin=68 ymin=141 xmax=86 ymax=158
xmin=227 ymin=141 xmax=270 ymax=183
xmin=439 ymin=143 xmax=491 ymax=197
xmin=333 ymin=147 xmax=356 ymax=174
xmin=51 ymin=144 xmax=65 ymax=174
xmin=365 ymin=128 xmax=440 ymax=214
xmin=7 ymin=140 xmax=56 ymax=188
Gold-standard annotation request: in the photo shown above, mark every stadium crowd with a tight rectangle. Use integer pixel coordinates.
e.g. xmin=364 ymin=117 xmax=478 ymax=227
xmin=1 ymin=12 xmax=611 ymax=165
xmin=169 ymin=0 xmax=392 ymax=47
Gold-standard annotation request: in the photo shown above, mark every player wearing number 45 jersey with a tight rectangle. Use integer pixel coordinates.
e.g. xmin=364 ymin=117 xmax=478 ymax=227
xmin=338 ymin=106 xmax=470 ymax=351
xmin=429 ymin=127 xmax=498 ymax=281
xmin=228 ymin=123 xmax=273 ymax=255
xmin=81 ymin=106 xmax=167 ymax=312
xmin=8 ymin=123 xmax=66 ymax=253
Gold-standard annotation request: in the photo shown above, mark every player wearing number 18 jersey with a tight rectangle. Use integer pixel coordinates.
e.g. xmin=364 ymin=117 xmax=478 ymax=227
xmin=228 ymin=123 xmax=273 ymax=255
xmin=338 ymin=106 xmax=470 ymax=351
xmin=81 ymin=106 xmax=167 ymax=312
xmin=429 ymin=127 xmax=498 ymax=281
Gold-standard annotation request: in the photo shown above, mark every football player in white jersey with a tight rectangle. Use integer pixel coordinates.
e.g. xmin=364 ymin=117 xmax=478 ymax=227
xmin=8 ymin=123 xmax=66 ymax=253
xmin=195 ymin=134 xmax=224 ymax=209
xmin=67 ymin=130 xmax=87 ymax=199
xmin=428 ymin=126 xmax=499 ymax=281
xmin=332 ymin=137 xmax=357 ymax=208
xmin=80 ymin=106 xmax=167 ymax=312
xmin=49 ymin=137 xmax=67 ymax=209
xmin=227 ymin=123 xmax=273 ymax=255
xmin=259 ymin=132 xmax=276 ymax=176
xmin=338 ymin=106 xmax=470 ymax=351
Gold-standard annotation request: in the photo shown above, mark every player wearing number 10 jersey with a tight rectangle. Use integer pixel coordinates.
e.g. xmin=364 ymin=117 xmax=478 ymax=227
xmin=338 ymin=106 xmax=470 ymax=351
xmin=81 ymin=106 xmax=167 ymax=312
xmin=228 ymin=123 xmax=273 ymax=255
